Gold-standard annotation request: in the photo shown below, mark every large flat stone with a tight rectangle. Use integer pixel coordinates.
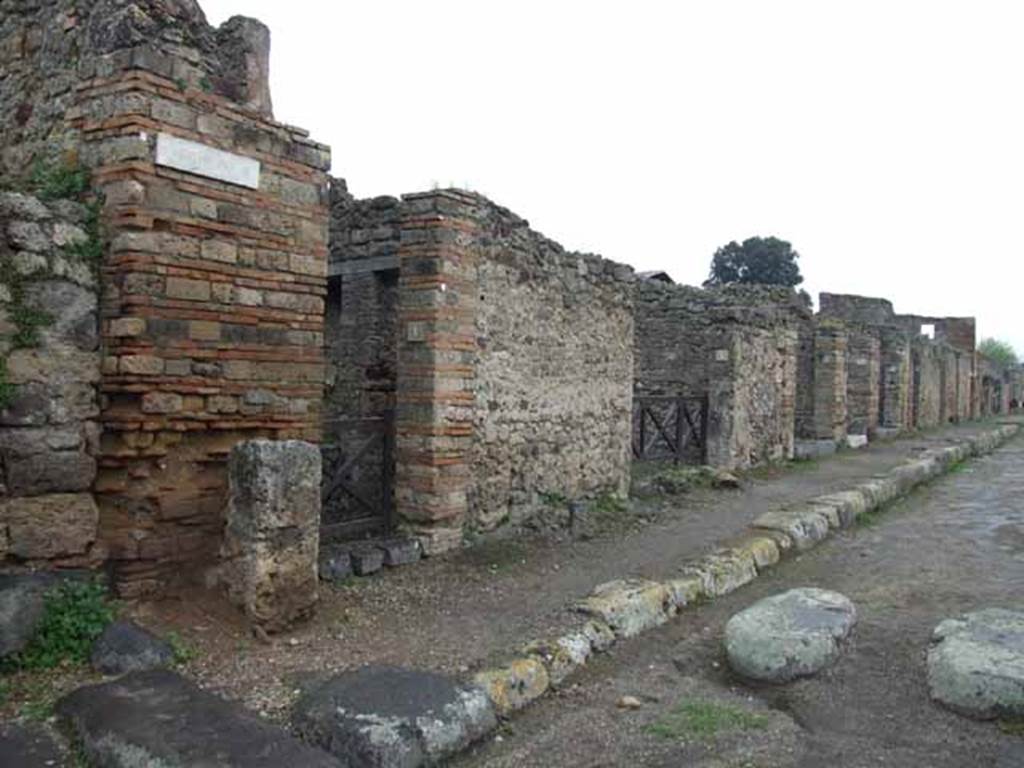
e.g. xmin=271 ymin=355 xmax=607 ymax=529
xmin=57 ymin=669 xmax=339 ymax=767
xmin=0 ymin=723 xmax=65 ymax=767
xmin=927 ymin=609 xmax=1024 ymax=719
xmin=293 ymin=665 xmax=496 ymax=767
xmin=725 ymin=588 xmax=857 ymax=683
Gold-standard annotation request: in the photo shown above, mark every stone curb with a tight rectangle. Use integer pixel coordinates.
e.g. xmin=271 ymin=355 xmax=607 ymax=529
xmin=468 ymin=423 xmax=1019 ymax=733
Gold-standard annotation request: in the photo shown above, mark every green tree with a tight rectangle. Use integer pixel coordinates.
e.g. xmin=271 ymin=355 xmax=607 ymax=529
xmin=704 ymin=236 xmax=803 ymax=288
xmin=978 ymin=338 xmax=1018 ymax=368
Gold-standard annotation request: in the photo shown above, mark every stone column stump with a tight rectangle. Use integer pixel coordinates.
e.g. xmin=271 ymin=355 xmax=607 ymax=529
xmin=220 ymin=440 xmax=321 ymax=632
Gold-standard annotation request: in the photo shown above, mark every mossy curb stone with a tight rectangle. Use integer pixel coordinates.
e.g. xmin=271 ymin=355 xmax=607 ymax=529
xmin=725 ymin=588 xmax=857 ymax=683
xmin=927 ymin=609 xmax=1024 ymax=719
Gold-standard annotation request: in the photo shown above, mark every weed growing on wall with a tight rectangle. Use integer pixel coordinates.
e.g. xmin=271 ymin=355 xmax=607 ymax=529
xmin=10 ymin=580 xmax=115 ymax=670
xmin=29 ymin=157 xmax=89 ymax=201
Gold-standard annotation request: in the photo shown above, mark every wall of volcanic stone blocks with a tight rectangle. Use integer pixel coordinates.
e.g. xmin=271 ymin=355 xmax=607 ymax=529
xmin=0 ymin=192 xmax=102 ymax=569
xmin=71 ymin=68 xmax=329 ymax=596
xmin=880 ymin=331 xmax=913 ymax=430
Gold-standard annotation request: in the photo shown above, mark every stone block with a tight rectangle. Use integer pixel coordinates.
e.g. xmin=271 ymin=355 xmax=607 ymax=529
xmin=378 ymin=538 xmax=421 ymax=567
xmin=473 ymin=658 xmax=550 ymax=717
xmin=57 ymin=670 xmax=338 ymax=767
xmin=220 ymin=440 xmax=321 ymax=632
xmin=752 ymin=508 xmax=831 ymax=552
xmin=794 ymin=440 xmax=838 ymax=460
xmin=2 ymin=493 xmax=98 ymax=559
xmin=318 ymin=551 xmax=353 ymax=582
xmin=294 ymin=666 xmax=496 ymax=766
xmin=576 ymin=579 xmax=671 ymax=638
xmin=351 ymin=547 xmax=384 ymax=576
xmin=5 ymin=452 xmax=96 ymax=495
xmin=109 ymin=317 xmax=146 ymax=337
xmin=120 ymin=354 xmax=163 ymax=376
xmin=165 ymin=277 xmax=211 ymax=302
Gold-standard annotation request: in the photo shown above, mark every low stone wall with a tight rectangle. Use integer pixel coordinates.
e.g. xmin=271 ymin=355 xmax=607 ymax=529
xmin=0 ymin=192 xmax=102 ymax=568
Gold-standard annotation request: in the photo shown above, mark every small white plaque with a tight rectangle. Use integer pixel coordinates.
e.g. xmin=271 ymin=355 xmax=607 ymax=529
xmin=155 ymin=133 xmax=260 ymax=189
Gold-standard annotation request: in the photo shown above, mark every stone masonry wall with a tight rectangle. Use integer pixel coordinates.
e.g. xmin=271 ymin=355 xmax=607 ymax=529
xmin=393 ymin=190 xmax=634 ymax=552
xmin=0 ymin=0 xmax=330 ymax=595
xmin=0 ymin=0 xmax=273 ymax=180
xmin=325 ymin=183 xmax=401 ymax=422
xmin=634 ymin=282 xmax=808 ymax=468
xmin=0 ymin=192 xmax=101 ymax=568
xmin=845 ymin=330 xmax=881 ymax=436
xmin=470 ymin=198 xmax=634 ymax=530
xmin=912 ymin=339 xmax=943 ymax=428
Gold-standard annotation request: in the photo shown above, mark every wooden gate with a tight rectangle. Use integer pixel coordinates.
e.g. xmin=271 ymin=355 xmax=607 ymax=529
xmin=632 ymin=394 xmax=709 ymax=465
xmin=321 ymin=413 xmax=395 ymax=542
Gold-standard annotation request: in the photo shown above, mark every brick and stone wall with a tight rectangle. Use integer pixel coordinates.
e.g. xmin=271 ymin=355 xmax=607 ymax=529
xmin=386 ymin=190 xmax=634 ymax=552
xmin=0 ymin=0 xmax=273 ymax=180
xmin=1 ymin=0 xmax=330 ymax=596
xmin=634 ymin=283 xmax=807 ymax=468
xmin=0 ymin=192 xmax=102 ymax=568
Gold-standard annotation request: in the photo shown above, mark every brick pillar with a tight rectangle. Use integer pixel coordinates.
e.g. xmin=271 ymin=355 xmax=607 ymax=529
xmin=68 ymin=64 xmax=329 ymax=596
xmin=394 ymin=192 xmax=479 ymax=555
xmin=811 ymin=325 xmax=847 ymax=442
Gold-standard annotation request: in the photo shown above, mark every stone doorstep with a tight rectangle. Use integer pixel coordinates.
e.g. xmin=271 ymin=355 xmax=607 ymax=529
xmin=318 ymin=536 xmax=422 ymax=582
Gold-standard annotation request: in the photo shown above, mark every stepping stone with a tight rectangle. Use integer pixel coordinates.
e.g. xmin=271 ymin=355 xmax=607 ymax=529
xmin=927 ymin=608 xmax=1024 ymax=719
xmin=91 ymin=620 xmax=175 ymax=675
xmin=0 ymin=723 xmax=64 ymax=767
xmin=57 ymin=669 xmax=338 ymax=767
xmin=293 ymin=665 xmax=497 ymax=767
xmin=725 ymin=588 xmax=857 ymax=683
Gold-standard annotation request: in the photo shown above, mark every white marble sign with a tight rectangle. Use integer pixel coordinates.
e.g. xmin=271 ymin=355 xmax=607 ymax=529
xmin=155 ymin=133 xmax=260 ymax=189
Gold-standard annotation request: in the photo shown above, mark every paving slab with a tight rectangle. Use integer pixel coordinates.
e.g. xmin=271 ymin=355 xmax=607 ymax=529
xmin=57 ymin=669 xmax=339 ymax=767
xmin=0 ymin=723 xmax=64 ymax=768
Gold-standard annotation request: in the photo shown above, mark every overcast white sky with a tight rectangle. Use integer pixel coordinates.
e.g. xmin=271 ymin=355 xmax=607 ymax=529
xmin=203 ymin=1 xmax=1022 ymax=350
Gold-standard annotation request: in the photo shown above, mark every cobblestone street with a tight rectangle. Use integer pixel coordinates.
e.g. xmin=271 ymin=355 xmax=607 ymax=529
xmin=455 ymin=430 xmax=1024 ymax=767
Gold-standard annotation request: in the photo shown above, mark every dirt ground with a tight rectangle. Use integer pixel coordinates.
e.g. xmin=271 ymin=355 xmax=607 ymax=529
xmin=451 ymin=431 xmax=1024 ymax=767
xmin=101 ymin=419 xmax=1011 ymax=724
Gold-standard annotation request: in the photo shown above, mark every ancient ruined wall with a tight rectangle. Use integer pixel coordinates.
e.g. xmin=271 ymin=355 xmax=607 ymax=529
xmin=470 ymin=200 xmax=634 ymax=529
xmin=0 ymin=1 xmax=330 ymax=595
xmin=634 ymin=283 xmax=808 ymax=468
xmin=706 ymin=326 xmax=797 ymax=468
xmin=845 ymin=330 xmax=881 ymax=436
xmin=325 ymin=183 xmax=401 ymax=422
xmin=0 ymin=192 xmax=101 ymax=568
xmin=391 ymin=190 xmax=633 ymax=550
xmin=912 ymin=340 xmax=944 ymax=428
xmin=809 ymin=324 xmax=848 ymax=442
xmin=880 ymin=331 xmax=912 ymax=429
xmin=0 ymin=0 xmax=274 ymax=180
xmin=83 ymin=74 xmax=328 ymax=596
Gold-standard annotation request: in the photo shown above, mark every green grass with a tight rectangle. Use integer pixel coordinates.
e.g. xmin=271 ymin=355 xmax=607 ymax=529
xmin=647 ymin=698 xmax=769 ymax=741
xmin=8 ymin=580 xmax=115 ymax=671
xmin=998 ymin=717 xmax=1024 ymax=737
xmin=166 ymin=631 xmax=197 ymax=666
